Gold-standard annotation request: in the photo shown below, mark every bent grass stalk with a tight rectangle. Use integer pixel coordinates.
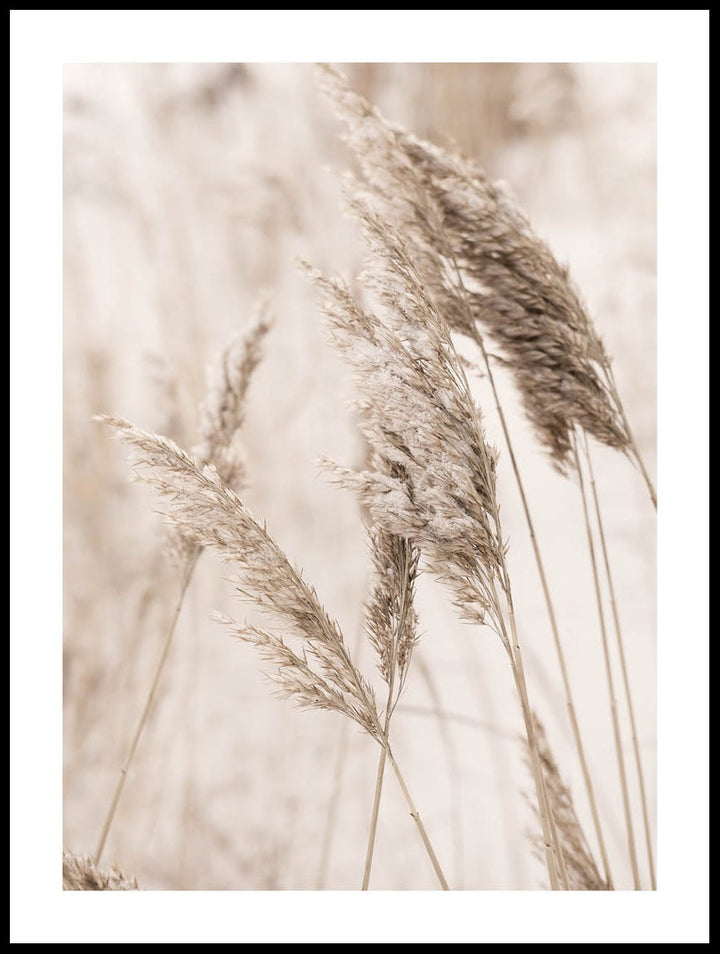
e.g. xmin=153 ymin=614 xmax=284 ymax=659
xmin=290 ymin=593 xmax=448 ymax=891
xmin=361 ymin=676 xmax=395 ymax=890
xmin=302 ymin=601 xmax=449 ymax=892
xmin=582 ymin=432 xmax=656 ymax=888
xmin=573 ymin=430 xmax=641 ymax=889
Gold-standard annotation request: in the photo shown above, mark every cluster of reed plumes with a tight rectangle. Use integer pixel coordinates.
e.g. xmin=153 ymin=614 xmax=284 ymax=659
xmin=318 ymin=65 xmax=652 ymax=492
xmin=78 ymin=66 xmax=655 ymax=891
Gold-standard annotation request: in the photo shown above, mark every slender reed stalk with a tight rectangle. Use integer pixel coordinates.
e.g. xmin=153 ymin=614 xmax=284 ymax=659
xmin=362 ymin=747 xmax=389 ymax=890
xmin=463 ymin=298 xmax=612 ymax=885
xmin=583 ymin=433 xmax=656 ymax=888
xmin=384 ymin=748 xmax=449 ymax=890
xmin=573 ymin=430 xmax=641 ymax=889
xmin=94 ymin=551 xmax=198 ymax=864
xmin=492 ymin=369 xmax=614 ymax=885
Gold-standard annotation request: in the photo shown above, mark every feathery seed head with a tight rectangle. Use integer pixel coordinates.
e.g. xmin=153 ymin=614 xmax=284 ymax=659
xmin=98 ymin=415 xmax=382 ymax=741
xmin=308 ymin=206 xmax=508 ymax=632
xmin=193 ymin=302 xmax=274 ymax=486
xmin=320 ymin=66 xmax=631 ymax=473
xmin=363 ymin=457 xmax=421 ymax=698
xmin=525 ymin=715 xmax=609 ymax=891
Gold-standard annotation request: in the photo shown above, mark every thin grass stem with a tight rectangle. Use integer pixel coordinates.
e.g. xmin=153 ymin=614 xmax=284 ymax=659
xmin=95 ymin=548 xmax=200 ymax=864
xmin=385 ymin=747 xmax=450 ymax=890
xmin=573 ymin=430 xmax=641 ymax=889
xmin=470 ymin=332 xmax=614 ymax=888
xmin=583 ymin=432 xmax=656 ymax=889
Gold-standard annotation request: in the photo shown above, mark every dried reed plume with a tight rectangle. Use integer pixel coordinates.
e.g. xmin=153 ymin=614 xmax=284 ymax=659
xmin=193 ymin=303 xmax=274 ymax=487
xmin=360 ymin=460 xmax=421 ymax=888
xmin=364 ymin=473 xmax=420 ymax=703
xmin=305 ymin=223 xmax=505 ymax=638
xmin=102 ymin=417 xmax=381 ymax=738
xmin=63 ymin=850 xmax=138 ymax=891
xmin=319 ymin=63 xmax=656 ymax=507
xmin=526 ymin=718 xmax=608 ymax=891
xmin=101 ymin=416 xmax=449 ymax=888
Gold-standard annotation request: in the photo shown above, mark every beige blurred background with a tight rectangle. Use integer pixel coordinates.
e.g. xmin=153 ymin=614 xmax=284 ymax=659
xmin=63 ymin=63 xmax=656 ymax=890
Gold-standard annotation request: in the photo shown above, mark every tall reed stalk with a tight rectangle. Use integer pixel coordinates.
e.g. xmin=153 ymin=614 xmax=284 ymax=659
xmin=582 ymin=432 xmax=656 ymax=888
xmin=573 ymin=430 xmax=641 ymax=889
xmin=94 ymin=549 xmax=198 ymax=864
